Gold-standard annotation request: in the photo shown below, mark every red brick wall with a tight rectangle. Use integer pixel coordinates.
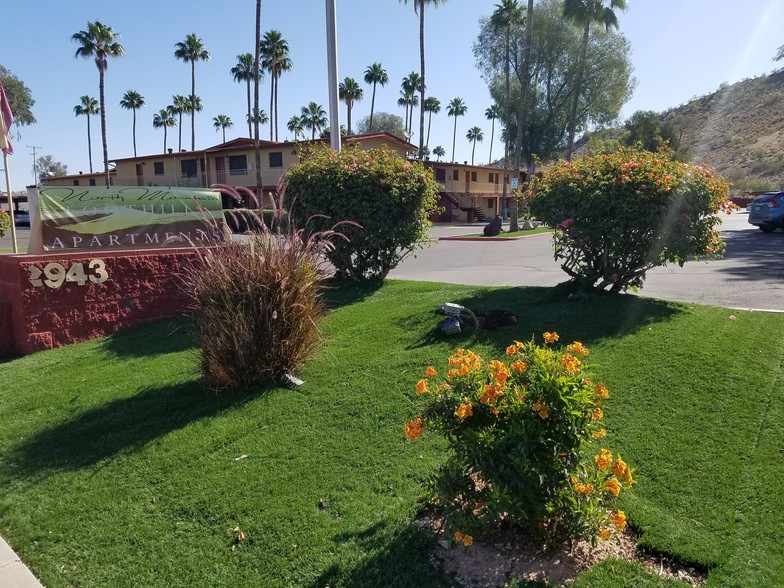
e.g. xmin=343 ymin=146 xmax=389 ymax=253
xmin=0 ymin=248 xmax=201 ymax=356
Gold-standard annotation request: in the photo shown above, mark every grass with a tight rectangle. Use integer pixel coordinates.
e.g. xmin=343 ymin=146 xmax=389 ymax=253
xmin=455 ymin=227 xmax=552 ymax=239
xmin=0 ymin=280 xmax=782 ymax=587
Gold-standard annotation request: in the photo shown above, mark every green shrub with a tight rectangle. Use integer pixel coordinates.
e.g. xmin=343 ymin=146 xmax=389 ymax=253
xmin=0 ymin=209 xmax=10 ymax=238
xmin=529 ymin=147 xmax=732 ymax=292
xmin=284 ymin=145 xmax=440 ymax=280
xmin=406 ymin=334 xmax=634 ymax=547
xmin=181 ymin=216 xmax=335 ymax=391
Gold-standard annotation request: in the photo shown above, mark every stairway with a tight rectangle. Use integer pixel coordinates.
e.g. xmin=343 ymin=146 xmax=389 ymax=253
xmin=463 ymin=206 xmax=488 ymax=223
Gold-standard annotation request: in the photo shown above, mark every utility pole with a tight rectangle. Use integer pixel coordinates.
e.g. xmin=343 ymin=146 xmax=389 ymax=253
xmin=27 ymin=145 xmax=42 ymax=186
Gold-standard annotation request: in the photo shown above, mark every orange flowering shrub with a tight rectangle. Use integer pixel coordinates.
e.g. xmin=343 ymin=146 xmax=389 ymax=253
xmin=0 ymin=209 xmax=10 ymax=239
xmin=405 ymin=333 xmax=635 ymax=546
xmin=529 ymin=147 xmax=732 ymax=292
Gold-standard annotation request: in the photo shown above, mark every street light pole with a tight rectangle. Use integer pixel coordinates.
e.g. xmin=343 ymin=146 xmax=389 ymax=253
xmin=325 ymin=0 xmax=341 ymax=151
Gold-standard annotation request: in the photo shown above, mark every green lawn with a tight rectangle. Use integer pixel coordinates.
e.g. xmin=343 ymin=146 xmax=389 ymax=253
xmin=0 ymin=280 xmax=782 ymax=587
xmin=453 ymin=227 xmax=552 ymax=239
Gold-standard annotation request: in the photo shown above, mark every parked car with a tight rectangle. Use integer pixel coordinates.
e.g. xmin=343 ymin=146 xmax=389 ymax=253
xmin=748 ymin=191 xmax=784 ymax=233
xmin=13 ymin=211 xmax=30 ymax=227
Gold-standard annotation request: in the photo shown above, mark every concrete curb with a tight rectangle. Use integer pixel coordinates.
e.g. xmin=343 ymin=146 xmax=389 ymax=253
xmin=0 ymin=535 xmax=44 ymax=587
xmin=438 ymin=232 xmax=551 ymax=242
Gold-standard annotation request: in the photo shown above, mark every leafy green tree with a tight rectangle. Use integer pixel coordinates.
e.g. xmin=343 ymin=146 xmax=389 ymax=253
xmin=213 ymin=114 xmax=233 ymax=142
xmin=446 ymin=97 xmax=467 ymax=162
xmin=775 ymin=45 xmax=784 ymax=62
xmin=0 ymin=65 xmax=35 ymax=127
xmin=400 ymin=0 xmax=447 ymax=159
xmin=286 ymin=146 xmax=440 ymax=280
xmin=423 ymin=96 xmax=441 ymax=150
xmin=73 ymin=95 xmax=99 ymax=173
xmin=170 ymin=94 xmax=189 ymax=151
xmin=301 ymin=102 xmax=327 ymax=139
xmin=287 ymin=115 xmax=305 ymax=140
xmin=260 ymin=30 xmax=292 ymax=141
xmin=153 ymin=109 xmax=176 ymax=152
xmin=355 ymin=112 xmax=406 ymax=139
xmin=72 ymin=20 xmax=125 ymax=186
xmin=231 ymin=53 xmax=260 ymax=137
xmin=338 ymin=77 xmax=363 ymax=134
xmin=363 ymin=63 xmax=389 ymax=132
xmin=174 ymin=33 xmax=210 ymax=151
xmin=563 ymin=0 xmax=627 ymax=160
xmin=622 ymin=110 xmax=689 ymax=161
xmin=120 ymin=90 xmax=144 ymax=157
xmin=466 ymin=126 xmax=484 ymax=165
xmin=432 ymin=145 xmax=446 ymax=161
xmin=36 ymin=154 xmax=68 ymax=182
xmin=485 ymin=104 xmax=502 ymax=164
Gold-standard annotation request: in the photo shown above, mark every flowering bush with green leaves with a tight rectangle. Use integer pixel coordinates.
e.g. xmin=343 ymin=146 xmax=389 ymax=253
xmin=406 ymin=333 xmax=634 ymax=547
xmin=284 ymin=145 xmax=441 ymax=280
xmin=0 ymin=209 xmax=10 ymax=239
xmin=529 ymin=147 xmax=732 ymax=292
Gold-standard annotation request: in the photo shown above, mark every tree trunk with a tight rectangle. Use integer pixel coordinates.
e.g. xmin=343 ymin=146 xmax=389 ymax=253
xmin=191 ymin=60 xmax=196 ymax=151
xmin=246 ymin=79 xmax=252 ymax=136
xmin=98 ymin=68 xmax=109 ymax=187
xmin=132 ymin=108 xmax=137 ymax=157
xmin=274 ymin=75 xmax=279 ymax=141
xmin=254 ymin=0 xmax=263 ymax=203
xmin=451 ymin=115 xmax=457 ymax=162
xmin=178 ymin=112 xmax=183 ymax=151
xmin=566 ymin=19 xmax=590 ymax=161
xmin=511 ymin=0 xmax=535 ymax=232
xmin=426 ymin=112 xmax=432 ymax=150
xmin=346 ymin=101 xmax=352 ymax=135
xmin=418 ymin=0 xmax=426 ymax=159
xmin=471 ymin=139 xmax=476 ymax=165
xmin=501 ymin=27 xmax=511 ymax=218
xmin=369 ymin=84 xmax=376 ymax=132
xmin=488 ymin=118 xmax=495 ymax=164
xmin=87 ymin=114 xmax=93 ymax=173
xmin=269 ymin=67 xmax=275 ymax=141
xmin=163 ymin=127 xmax=167 ymax=153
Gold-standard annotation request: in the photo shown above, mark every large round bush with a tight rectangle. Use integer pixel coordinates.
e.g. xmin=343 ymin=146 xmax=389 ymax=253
xmin=529 ymin=147 xmax=731 ymax=292
xmin=284 ymin=145 xmax=440 ymax=280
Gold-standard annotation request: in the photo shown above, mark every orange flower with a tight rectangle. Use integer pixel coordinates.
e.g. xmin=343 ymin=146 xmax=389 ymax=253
xmin=592 ymin=428 xmax=607 ymax=439
xmin=515 ymin=341 xmax=525 ymax=349
xmin=592 ymin=408 xmax=604 ymax=420
xmin=574 ymin=482 xmax=593 ymax=495
xmin=538 ymin=406 xmax=550 ymax=419
xmin=562 ymin=353 xmax=581 ymax=374
xmin=454 ymin=531 xmax=473 ymax=547
xmin=543 ymin=331 xmax=559 ymax=344
xmin=612 ymin=510 xmax=627 ymax=533
xmin=491 ymin=368 xmax=510 ymax=385
xmin=511 ymin=360 xmax=528 ymax=373
xmin=506 ymin=344 xmax=518 ymax=356
xmin=438 ymin=381 xmax=452 ymax=392
xmin=416 ymin=379 xmax=429 ymax=395
xmin=480 ymin=384 xmax=504 ymax=405
xmin=596 ymin=383 xmax=609 ymax=399
xmin=455 ymin=402 xmax=473 ymax=420
xmin=532 ymin=400 xmax=542 ymax=411
xmin=604 ymin=478 xmax=621 ymax=497
xmin=595 ymin=449 xmax=613 ymax=471
xmin=425 ymin=366 xmax=437 ymax=377
xmin=566 ymin=341 xmax=589 ymax=356
xmin=405 ymin=416 xmax=425 ymax=440
xmin=598 ymin=528 xmax=612 ymax=541
xmin=457 ymin=364 xmax=471 ymax=377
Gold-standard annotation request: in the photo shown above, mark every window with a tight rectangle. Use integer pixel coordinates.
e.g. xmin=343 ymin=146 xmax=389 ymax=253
xmin=73 ymin=180 xmax=80 ymax=186
xmin=488 ymin=172 xmax=495 ymax=183
xmin=181 ymin=159 xmax=198 ymax=178
xmin=154 ymin=161 xmax=164 ymax=175
xmin=487 ymin=199 xmax=494 ymax=209
xmin=435 ymin=168 xmax=446 ymax=182
xmin=470 ymin=171 xmax=477 ymax=182
xmin=452 ymin=169 xmax=459 ymax=181
xmin=229 ymin=155 xmax=247 ymax=175
xmin=268 ymin=151 xmax=283 ymax=168
xmin=89 ymin=179 xmax=96 ymax=186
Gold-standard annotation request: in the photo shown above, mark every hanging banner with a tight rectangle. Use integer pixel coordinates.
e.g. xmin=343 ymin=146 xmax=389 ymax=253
xmin=35 ymin=186 xmax=225 ymax=251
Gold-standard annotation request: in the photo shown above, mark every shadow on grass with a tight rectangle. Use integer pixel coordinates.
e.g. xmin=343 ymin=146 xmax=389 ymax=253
xmin=305 ymin=523 xmax=451 ymax=588
xmin=101 ymin=316 xmax=196 ymax=359
xmin=6 ymin=380 xmax=260 ymax=479
xmin=405 ymin=284 xmax=682 ymax=350
xmin=322 ymin=277 xmax=385 ymax=310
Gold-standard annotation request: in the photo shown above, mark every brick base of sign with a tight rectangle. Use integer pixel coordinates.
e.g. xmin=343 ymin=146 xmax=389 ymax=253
xmin=0 ymin=248 xmax=201 ymax=357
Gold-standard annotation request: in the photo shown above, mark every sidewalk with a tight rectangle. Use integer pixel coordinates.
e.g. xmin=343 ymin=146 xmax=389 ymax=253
xmin=0 ymin=535 xmax=44 ymax=587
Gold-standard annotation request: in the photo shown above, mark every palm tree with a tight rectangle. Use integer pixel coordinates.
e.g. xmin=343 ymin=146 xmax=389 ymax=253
xmin=73 ymin=95 xmax=99 ymax=173
xmin=490 ymin=0 xmax=525 ymax=217
xmin=120 ymin=90 xmax=144 ymax=157
xmin=153 ymin=109 xmax=176 ymax=152
xmin=432 ymin=145 xmax=446 ymax=161
xmin=563 ymin=0 xmax=627 ymax=160
xmin=301 ymin=102 xmax=328 ymax=139
xmin=247 ymin=108 xmax=269 ymax=129
xmin=400 ymin=0 xmax=447 ymax=159
xmin=466 ymin=126 xmax=484 ymax=165
xmin=174 ymin=33 xmax=210 ymax=151
xmin=72 ymin=21 xmax=125 ymax=186
xmin=400 ymin=72 xmax=423 ymax=137
xmin=287 ymin=115 xmax=305 ymax=141
xmin=170 ymin=95 xmax=189 ymax=151
xmin=363 ymin=63 xmax=389 ymax=133
xmin=423 ymin=96 xmax=441 ymax=150
xmin=485 ymin=104 xmax=502 ymax=164
xmin=185 ymin=95 xmax=203 ymax=140
xmin=260 ymin=30 xmax=293 ymax=141
xmin=231 ymin=53 xmax=259 ymax=137
xmin=446 ymin=97 xmax=467 ymax=162
xmin=213 ymin=114 xmax=233 ymax=142
xmin=339 ymin=77 xmax=363 ymax=135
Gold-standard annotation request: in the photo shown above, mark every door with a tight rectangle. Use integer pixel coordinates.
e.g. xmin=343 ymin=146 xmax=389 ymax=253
xmin=215 ymin=156 xmax=226 ymax=184
xmin=135 ymin=163 xmax=144 ymax=186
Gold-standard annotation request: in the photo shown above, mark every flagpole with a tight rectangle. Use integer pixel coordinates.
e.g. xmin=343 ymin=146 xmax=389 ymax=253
xmin=2 ymin=148 xmax=17 ymax=253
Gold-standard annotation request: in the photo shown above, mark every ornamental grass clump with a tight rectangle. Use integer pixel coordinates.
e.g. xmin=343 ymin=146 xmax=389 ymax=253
xmin=406 ymin=334 xmax=634 ymax=547
xmin=182 ymin=197 xmax=340 ymax=391
xmin=529 ymin=147 xmax=733 ymax=292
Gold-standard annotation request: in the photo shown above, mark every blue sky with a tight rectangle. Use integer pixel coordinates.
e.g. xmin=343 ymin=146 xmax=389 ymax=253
xmin=2 ymin=0 xmax=784 ymax=191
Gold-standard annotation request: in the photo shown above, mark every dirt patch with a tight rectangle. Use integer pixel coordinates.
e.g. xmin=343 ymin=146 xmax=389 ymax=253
xmin=416 ymin=514 xmax=707 ymax=587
